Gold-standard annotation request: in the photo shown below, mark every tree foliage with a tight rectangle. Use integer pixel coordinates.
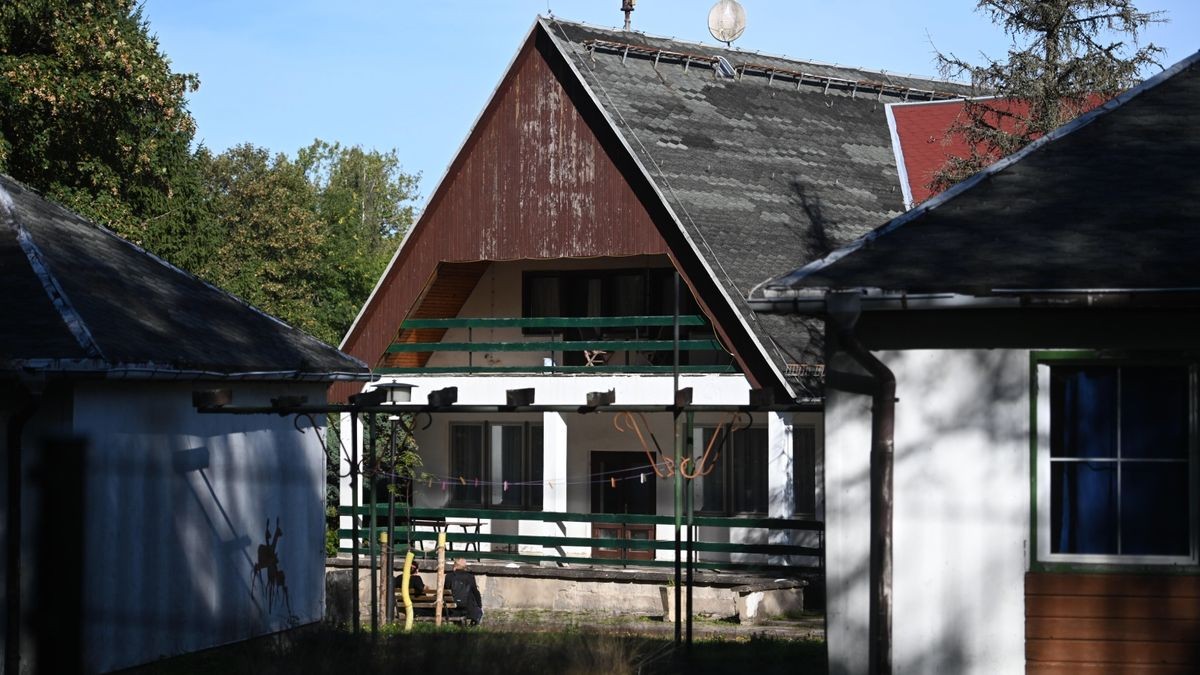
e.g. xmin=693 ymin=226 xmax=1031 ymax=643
xmin=198 ymin=142 xmax=418 ymax=345
xmin=930 ymin=0 xmax=1165 ymax=193
xmin=199 ymin=144 xmax=327 ymax=337
xmin=1 ymin=2 xmax=419 ymax=347
xmin=299 ymin=141 xmax=419 ymax=343
xmin=0 ymin=0 xmax=205 ymax=251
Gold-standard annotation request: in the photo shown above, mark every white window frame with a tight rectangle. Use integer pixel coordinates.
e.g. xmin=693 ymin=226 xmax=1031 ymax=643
xmin=1035 ymin=359 xmax=1199 ymax=566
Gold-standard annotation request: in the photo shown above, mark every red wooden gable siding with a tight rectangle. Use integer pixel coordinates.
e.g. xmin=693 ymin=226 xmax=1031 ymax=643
xmin=333 ymin=28 xmax=669 ymax=401
xmin=1026 ymin=572 xmax=1200 ymax=674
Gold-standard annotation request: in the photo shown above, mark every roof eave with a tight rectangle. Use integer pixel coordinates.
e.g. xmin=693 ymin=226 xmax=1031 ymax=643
xmin=4 ymin=359 xmax=374 ymax=382
xmin=760 ymin=49 xmax=1200 ymax=295
xmin=749 ymin=288 xmax=1200 ymax=315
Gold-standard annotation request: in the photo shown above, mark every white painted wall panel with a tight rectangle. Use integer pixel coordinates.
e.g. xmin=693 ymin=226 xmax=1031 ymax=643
xmin=825 ymin=349 xmax=1029 ymax=675
xmin=73 ymin=382 xmax=328 ymax=674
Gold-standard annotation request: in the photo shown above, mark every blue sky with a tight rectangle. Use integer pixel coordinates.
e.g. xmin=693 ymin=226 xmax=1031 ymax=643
xmin=141 ymin=0 xmax=1197 ymax=199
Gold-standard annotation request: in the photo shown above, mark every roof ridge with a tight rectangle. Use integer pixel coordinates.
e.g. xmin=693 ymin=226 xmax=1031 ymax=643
xmin=0 ymin=178 xmax=106 ymax=362
xmin=758 ymin=48 xmax=1200 ymax=294
xmin=542 ymin=15 xmax=966 ymax=88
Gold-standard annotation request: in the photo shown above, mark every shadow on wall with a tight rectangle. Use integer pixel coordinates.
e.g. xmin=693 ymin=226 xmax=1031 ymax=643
xmin=80 ymin=394 xmax=323 ymax=673
xmin=828 ymin=349 xmax=1029 ymax=674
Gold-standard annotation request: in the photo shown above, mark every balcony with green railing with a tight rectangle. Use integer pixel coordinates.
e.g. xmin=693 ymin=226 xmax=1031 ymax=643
xmin=377 ymin=315 xmax=740 ymax=375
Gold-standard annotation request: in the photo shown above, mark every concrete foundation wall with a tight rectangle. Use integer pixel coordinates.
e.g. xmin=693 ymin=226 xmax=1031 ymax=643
xmin=329 ymin=565 xmax=804 ymax=624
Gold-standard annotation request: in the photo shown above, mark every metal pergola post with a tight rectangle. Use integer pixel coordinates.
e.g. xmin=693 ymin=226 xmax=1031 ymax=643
xmin=368 ymin=413 xmax=379 ymax=635
xmin=672 ymin=270 xmax=683 ymax=649
xmin=386 ymin=417 xmax=397 ymax=623
xmin=685 ymin=410 xmax=695 ymax=652
xmin=350 ymin=412 xmax=360 ymax=633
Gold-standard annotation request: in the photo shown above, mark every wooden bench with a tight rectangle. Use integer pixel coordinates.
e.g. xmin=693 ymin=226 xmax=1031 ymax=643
xmin=396 ymin=589 xmax=466 ymax=624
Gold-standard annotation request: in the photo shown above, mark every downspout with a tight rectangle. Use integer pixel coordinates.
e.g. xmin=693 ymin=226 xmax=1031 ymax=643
xmin=6 ymin=387 xmax=40 ymax=675
xmin=826 ymin=292 xmax=895 ymax=675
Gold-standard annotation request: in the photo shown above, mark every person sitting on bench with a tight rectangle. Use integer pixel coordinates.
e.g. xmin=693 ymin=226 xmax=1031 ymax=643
xmin=446 ymin=558 xmax=482 ymax=625
xmin=396 ymin=562 xmax=425 ymax=598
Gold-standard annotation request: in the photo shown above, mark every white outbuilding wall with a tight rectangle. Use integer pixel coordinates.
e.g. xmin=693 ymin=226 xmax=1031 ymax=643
xmin=825 ymin=349 xmax=1029 ymax=675
xmin=72 ymin=381 xmax=329 ymax=673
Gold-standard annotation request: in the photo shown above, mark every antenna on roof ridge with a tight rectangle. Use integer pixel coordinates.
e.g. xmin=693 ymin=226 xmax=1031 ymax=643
xmin=708 ymin=0 xmax=746 ymax=47
xmin=621 ymin=0 xmax=636 ymax=31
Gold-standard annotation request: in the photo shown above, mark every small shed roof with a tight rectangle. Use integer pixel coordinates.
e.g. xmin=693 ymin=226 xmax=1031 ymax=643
xmin=757 ymin=51 xmax=1200 ymax=299
xmin=0 ymin=174 xmax=369 ymax=380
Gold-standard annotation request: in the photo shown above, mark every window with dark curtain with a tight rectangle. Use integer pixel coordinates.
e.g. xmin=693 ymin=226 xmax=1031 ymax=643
xmin=699 ymin=426 xmax=768 ymax=515
xmin=794 ymin=426 xmax=817 ymax=518
xmin=525 ymin=275 xmax=560 ymax=317
xmin=488 ymin=425 xmax=524 ymax=508
xmin=732 ymin=428 xmax=769 ymax=514
xmin=450 ymin=423 xmax=544 ymax=510
xmin=1049 ymin=364 xmax=1191 ymax=557
xmin=529 ymin=425 xmax=544 ymax=510
xmin=450 ymin=424 xmax=483 ymax=505
xmin=699 ymin=427 xmax=727 ymax=513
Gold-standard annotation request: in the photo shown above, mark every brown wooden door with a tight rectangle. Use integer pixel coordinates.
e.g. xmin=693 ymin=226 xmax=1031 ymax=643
xmin=590 ymin=452 xmax=656 ymax=561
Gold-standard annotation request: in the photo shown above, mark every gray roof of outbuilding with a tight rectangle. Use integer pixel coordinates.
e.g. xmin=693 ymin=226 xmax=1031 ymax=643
xmin=542 ymin=19 xmax=970 ymax=393
xmin=759 ymin=51 xmax=1200 ymax=298
xmin=0 ymin=174 xmax=369 ymax=379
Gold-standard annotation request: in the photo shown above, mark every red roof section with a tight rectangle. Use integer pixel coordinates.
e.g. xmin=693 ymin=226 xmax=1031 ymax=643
xmin=890 ymin=96 xmax=1105 ymax=207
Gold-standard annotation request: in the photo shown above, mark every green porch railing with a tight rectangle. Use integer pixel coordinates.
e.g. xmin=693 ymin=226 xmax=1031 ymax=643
xmin=382 ymin=315 xmax=737 ymax=375
xmin=387 ymin=339 xmax=722 ymax=353
xmin=401 ymin=316 xmax=708 ymax=329
xmin=337 ymin=506 xmax=822 ymax=574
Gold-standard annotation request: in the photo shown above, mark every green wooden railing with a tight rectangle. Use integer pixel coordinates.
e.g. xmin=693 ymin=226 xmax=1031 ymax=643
xmin=387 ymin=339 xmax=722 ymax=353
xmin=401 ymin=315 xmax=708 ymax=329
xmin=380 ymin=315 xmax=738 ymax=376
xmin=338 ymin=506 xmax=822 ymax=574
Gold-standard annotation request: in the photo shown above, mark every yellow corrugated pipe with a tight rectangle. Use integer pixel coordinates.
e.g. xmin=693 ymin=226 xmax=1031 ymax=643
xmin=401 ymin=550 xmax=415 ymax=631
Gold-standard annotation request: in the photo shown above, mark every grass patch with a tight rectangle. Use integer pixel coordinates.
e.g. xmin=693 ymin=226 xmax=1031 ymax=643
xmin=125 ymin=623 xmax=825 ymax=674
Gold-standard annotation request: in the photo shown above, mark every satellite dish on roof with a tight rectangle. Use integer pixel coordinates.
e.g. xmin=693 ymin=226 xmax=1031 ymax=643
xmin=708 ymin=0 xmax=746 ymax=47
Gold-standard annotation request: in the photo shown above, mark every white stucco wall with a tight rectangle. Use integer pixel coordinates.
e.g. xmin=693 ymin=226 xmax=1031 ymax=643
xmin=825 ymin=349 xmax=1029 ymax=675
xmin=72 ymin=381 xmax=328 ymax=674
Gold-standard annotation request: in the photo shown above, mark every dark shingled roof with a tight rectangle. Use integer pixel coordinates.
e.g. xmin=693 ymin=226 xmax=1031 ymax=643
xmin=761 ymin=51 xmax=1200 ymax=297
xmin=0 ymin=174 xmax=368 ymax=379
xmin=542 ymin=18 xmax=970 ymax=394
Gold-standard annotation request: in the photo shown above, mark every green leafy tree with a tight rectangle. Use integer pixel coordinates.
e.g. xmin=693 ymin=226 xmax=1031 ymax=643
xmin=199 ymin=144 xmax=328 ymax=337
xmin=0 ymin=0 xmax=208 ymax=255
xmin=931 ymin=0 xmax=1165 ymax=193
xmin=299 ymin=140 xmax=419 ymax=344
xmin=198 ymin=141 xmax=418 ymax=345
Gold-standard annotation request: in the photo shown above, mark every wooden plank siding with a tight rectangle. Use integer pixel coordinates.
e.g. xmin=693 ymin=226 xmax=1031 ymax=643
xmin=332 ymin=26 xmax=673 ymax=401
xmin=380 ymin=261 xmax=489 ymax=369
xmin=1026 ymin=572 xmax=1200 ymax=674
